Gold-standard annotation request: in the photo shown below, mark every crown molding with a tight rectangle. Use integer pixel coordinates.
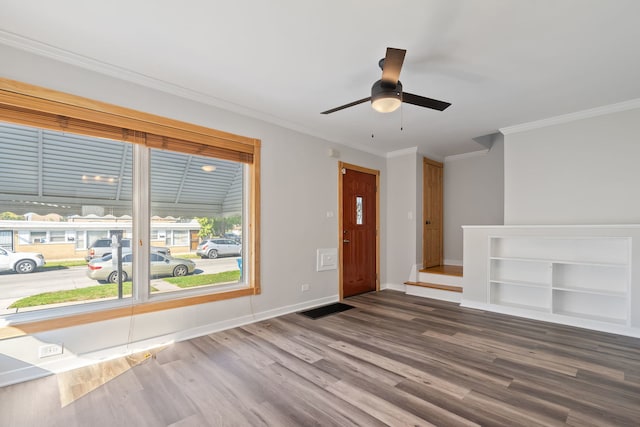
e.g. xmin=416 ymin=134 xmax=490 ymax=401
xmin=444 ymin=149 xmax=489 ymax=163
xmin=500 ymin=98 xmax=640 ymax=135
xmin=0 ymin=31 xmax=389 ymax=159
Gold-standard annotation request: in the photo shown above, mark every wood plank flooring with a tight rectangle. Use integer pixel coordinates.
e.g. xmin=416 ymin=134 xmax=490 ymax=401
xmin=420 ymin=265 xmax=464 ymax=276
xmin=2 ymin=290 xmax=640 ymax=426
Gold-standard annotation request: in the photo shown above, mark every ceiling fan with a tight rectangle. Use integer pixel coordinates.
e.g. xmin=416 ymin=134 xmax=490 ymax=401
xmin=321 ymin=47 xmax=451 ymax=115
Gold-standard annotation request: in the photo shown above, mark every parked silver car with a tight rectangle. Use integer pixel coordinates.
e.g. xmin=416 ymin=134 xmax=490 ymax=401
xmin=0 ymin=247 xmax=45 ymax=274
xmin=87 ymin=252 xmax=195 ymax=283
xmin=196 ymin=238 xmax=241 ymax=259
xmin=85 ymin=238 xmax=171 ymax=261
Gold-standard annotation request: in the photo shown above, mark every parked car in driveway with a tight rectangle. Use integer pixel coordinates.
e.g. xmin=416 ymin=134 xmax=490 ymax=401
xmin=86 ymin=251 xmax=195 ymax=283
xmin=85 ymin=238 xmax=171 ymax=261
xmin=196 ymin=238 xmax=241 ymax=259
xmin=0 ymin=247 xmax=45 ymax=274
xmin=223 ymin=233 xmax=241 ymax=243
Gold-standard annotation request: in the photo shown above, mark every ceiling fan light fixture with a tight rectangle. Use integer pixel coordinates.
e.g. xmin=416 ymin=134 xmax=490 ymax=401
xmin=371 ymin=80 xmax=402 ymax=113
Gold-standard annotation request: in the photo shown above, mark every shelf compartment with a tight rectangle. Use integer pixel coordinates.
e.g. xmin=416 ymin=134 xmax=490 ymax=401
xmin=552 ymin=263 xmax=628 ymax=295
xmin=490 ymin=237 xmax=629 ymax=265
xmin=491 ymin=256 xmax=626 ymax=268
xmin=490 ymin=282 xmax=550 ymax=312
xmin=552 ymin=310 xmax=628 ymax=326
xmin=490 ymin=258 xmax=550 ymax=287
xmin=490 ymin=279 xmax=549 ymax=289
xmin=552 ymin=290 xmax=628 ymax=325
xmin=552 ymin=286 xmax=627 ymax=298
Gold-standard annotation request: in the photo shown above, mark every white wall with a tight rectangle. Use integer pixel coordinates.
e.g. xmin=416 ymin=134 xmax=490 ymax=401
xmin=0 ymin=45 xmax=387 ymax=385
xmin=504 ymin=107 xmax=640 ymax=224
xmin=384 ymin=150 xmax=420 ymax=289
xmin=443 ymin=138 xmax=504 ymax=264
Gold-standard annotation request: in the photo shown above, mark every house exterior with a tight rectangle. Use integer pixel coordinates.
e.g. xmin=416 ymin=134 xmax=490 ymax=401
xmin=0 ymin=219 xmax=200 ymax=259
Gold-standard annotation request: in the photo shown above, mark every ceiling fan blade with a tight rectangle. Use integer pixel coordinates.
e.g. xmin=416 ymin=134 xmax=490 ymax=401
xmin=402 ymin=92 xmax=451 ymax=111
xmin=321 ymin=97 xmax=371 ymax=114
xmin=381 ymin=48 xmax=406 ymax=86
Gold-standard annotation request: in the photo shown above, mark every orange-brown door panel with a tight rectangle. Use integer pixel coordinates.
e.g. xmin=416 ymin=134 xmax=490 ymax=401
xmin=342 ymin=166 xmax=377 ymax=298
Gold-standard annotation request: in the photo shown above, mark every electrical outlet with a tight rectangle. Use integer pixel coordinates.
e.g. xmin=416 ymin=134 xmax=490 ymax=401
xmin=39 ymin=343 xmax=63 ymax=358
xmin=301 ymin=283 xmax=310 ymax=292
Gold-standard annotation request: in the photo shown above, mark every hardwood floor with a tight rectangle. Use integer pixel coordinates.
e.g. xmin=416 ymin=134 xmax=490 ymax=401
xmin=420 ymin=265 xmax=464 ymax=277
xmin=2 ymin=290 xmax=640 ymax=426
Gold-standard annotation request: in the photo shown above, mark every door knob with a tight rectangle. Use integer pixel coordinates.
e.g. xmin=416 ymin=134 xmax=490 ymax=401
xmin=425 ymin=220 xmax=431 ymax=225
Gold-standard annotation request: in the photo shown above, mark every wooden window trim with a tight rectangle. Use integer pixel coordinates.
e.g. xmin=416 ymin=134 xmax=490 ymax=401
xmin=0 ymin=78 xmax=255 ymax=154
xmin=0 ymin=78 xmax=261 ymax=340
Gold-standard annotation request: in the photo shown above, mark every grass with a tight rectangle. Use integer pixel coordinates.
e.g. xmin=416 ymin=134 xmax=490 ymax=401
xmin=10 ymin=282 xmax=134 ymax=308
xmin=9 ymin=269 xmax=239 ymax=308
xmin=41 ymin=259 xmax=87 ymax=271
xmin=163 ymin=270 xmax=240 ymax=288
xmin=170 ymin=253 xmax=201 ymax=260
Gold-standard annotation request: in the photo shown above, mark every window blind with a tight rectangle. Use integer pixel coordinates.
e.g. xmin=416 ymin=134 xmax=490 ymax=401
xmin=0 ymin=78 xmax=256 ymax=163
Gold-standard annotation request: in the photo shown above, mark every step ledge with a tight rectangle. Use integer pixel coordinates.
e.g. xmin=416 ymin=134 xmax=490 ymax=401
xmin=418 ymin=267 xmax=463 ymax=277
xmin=404 ymin=281 xmax=463 ymax=293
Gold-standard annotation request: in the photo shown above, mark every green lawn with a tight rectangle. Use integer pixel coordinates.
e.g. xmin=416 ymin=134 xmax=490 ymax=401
xmin=41 ymin=259 xmax=87 ymax=271
xmin=9 ymin=269 xmax=240 ymax=308
xmin=163 ymin=270 xmax=240 ymax=288
xmin=10 ymin=282 xmax=135 ymax=308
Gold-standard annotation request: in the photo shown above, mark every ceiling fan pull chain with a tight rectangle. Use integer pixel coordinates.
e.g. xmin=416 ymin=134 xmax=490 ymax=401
xmin=401 ymin=103 xmax=404 ymax=131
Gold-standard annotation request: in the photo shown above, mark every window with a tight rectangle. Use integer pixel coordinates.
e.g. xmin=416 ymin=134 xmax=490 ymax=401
xmin=0 ymin=78 xmax=260 ymax=336
xmin=0 ymin=121 xmax=134 ymax=308
xmin=75 ymin=231 xmax=85 ymax=250
xmin=49 ymin=231 xmax=66 ymax=243
xmin=149 ymin=149 xmax=245 ymax=294
xmin=31 ymin=232 xmax=47 ymax=244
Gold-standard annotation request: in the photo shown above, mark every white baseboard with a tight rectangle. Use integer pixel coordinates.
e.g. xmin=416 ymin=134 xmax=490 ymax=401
xmin=460 ymin=300 xmax=640 ymax=339
xmin=0 ymin=295 xmax=339 ymax=388
xmin=443 ymin=259 xmax=463 ymax=266
xmin=381 ymin=283 xmax=406 ymax=292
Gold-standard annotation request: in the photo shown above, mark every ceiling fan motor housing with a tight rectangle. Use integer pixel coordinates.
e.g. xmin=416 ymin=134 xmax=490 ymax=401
xmin=371 ymin=80 xmax=403 ymax=112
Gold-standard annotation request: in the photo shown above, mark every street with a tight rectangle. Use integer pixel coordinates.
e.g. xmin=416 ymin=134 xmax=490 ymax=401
xmin=0 ymin=256 xmax=240 ymax=313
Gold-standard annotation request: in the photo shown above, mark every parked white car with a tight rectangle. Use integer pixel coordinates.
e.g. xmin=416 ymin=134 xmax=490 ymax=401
xmin=196 ymin=238 xmax=241 ymax=259
xmin=0 ymin=247 xmax=45 ymax=274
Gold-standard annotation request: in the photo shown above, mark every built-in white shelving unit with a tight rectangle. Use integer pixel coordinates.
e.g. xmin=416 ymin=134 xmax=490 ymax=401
xmin=488 ymin=236 xmax=630 ymax=326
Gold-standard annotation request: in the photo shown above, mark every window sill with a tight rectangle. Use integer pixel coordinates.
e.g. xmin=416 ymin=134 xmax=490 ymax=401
xmin=0 ymin=286 xmax=258 ymax=340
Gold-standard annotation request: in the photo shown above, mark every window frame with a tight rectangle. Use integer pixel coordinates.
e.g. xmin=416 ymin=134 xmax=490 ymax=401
xmin=0 ymin=78 xmax=261 ymax=340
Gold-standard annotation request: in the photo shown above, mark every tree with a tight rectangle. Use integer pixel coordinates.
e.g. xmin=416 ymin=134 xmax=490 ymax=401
xmin=196 ymin=217 xmax=218 ymax=239
xmin=196 ymin=215 xmax=242 ymax=239
xmin=0 ymin=212 xmax=24 ymax=220
xmin=224 ymin=214 xmax=242 ymax=229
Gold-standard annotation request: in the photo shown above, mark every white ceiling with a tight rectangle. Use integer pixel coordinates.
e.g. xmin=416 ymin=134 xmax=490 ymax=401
xmin=1 ymin=0 xmax=640 ymax=158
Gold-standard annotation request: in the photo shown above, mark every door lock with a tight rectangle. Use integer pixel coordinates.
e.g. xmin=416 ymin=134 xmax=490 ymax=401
xmin=343 ymin=239 xmax=350 ymax=243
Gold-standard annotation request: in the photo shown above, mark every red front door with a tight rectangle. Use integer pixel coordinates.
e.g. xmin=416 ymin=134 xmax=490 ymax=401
xmin=342 ymin=166 xmax=377 ymax=297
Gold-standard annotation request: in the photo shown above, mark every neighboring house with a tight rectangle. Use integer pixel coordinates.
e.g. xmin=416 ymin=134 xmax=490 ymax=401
xmin=0 ymin=219 xmax=200 ymax=260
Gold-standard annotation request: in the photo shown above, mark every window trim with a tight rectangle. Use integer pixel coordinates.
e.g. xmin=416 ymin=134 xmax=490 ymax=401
xmin=0 ymin=78 xmax=261 ymax=339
